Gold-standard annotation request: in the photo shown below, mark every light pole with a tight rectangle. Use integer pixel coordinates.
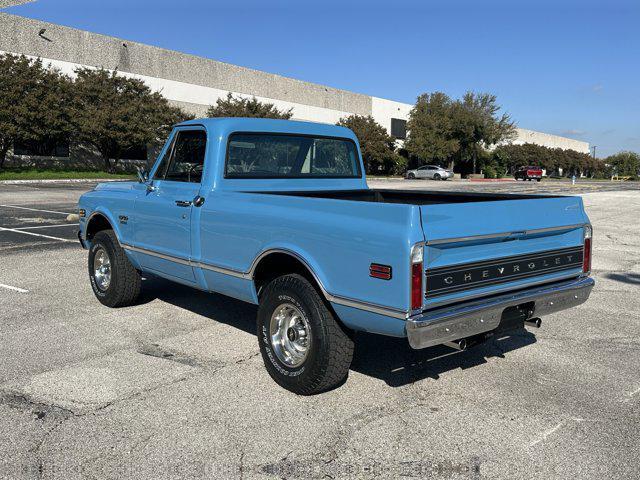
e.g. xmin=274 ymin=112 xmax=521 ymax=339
xmin=591 ymin=146 xmax=597 ymax=159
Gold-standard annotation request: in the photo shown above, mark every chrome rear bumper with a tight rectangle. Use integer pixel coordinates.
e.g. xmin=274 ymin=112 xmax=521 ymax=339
xmin=406 ymin=276 xmax=594 ymax=349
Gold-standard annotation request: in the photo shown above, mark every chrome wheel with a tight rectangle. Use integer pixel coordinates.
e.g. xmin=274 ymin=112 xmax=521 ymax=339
xmin=269 ymin=303 xmax=311 ymax=368
xmin=93 ymin=247 xmax=112 ymax=291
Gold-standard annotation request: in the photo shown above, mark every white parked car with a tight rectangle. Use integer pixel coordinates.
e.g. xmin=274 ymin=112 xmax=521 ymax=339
xmin=406 ymin=165 xmax=454 ymax=180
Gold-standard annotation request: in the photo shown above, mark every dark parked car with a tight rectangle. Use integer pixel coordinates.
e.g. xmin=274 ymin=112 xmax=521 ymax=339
xmin=514 ymin=166 xmax=543 ymax=181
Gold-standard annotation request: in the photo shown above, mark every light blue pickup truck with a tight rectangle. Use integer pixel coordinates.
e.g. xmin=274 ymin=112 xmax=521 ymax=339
xmin=78 ymin=118 xmax=594 ymax=394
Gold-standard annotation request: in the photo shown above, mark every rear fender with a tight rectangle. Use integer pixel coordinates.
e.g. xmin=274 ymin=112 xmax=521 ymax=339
xmin=249 ymin=243 xmax=331 ymax=302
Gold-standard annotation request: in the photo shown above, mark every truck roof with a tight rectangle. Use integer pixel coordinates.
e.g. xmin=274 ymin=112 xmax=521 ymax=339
xmin=176 ymin=117 xmax=358 ymax=141
xmin=174 ymin=117 xmax=367 ymax=192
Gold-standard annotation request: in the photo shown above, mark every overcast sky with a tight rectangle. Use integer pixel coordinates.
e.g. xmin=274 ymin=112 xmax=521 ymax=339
xmin=4 ymin=0 xmax=639 ymax=157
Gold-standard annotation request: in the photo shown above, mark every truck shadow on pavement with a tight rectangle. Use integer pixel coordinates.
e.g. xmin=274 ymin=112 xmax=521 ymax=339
xmin=350 ymin=331 xmax=536 ymax=387
xmin=139 ymin=276 xmax=537 ymax=388
xmin=603 ymin=272 xmax=640 ymax=285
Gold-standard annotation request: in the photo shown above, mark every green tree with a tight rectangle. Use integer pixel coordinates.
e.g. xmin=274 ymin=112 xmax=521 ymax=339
xmin=207 ymin=92 xmax=293 ymax=119
xmin=604 ymin=151 xmax=640 ymax=177
xmin=405 ymin=91 xmax=516 ymax=174
xmin=404 ymin=92 xmax=459 ymax=167
xmin=451 ymin=92 xmax=516 ymax=174
xmin=337 ymin=114 xmax=403 ymax=175
xmin=492 ymin=143 xmax=603 ymax=177
xmin=0 ymin=54 xmax=74 ymax=169
xmin=71 ymin=68 xmax=190 ymax=172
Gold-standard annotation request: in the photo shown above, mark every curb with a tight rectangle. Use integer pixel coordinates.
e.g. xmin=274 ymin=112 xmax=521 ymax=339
xmin=366 ymin=177 xmax=405 ymax=181
xmin=468 ymin=178 xmax=516 ymax=182
xmin=369 ymin=177 xmax=470 ymax=182
xmin=0 ymin=178 xmax=129 ymax=185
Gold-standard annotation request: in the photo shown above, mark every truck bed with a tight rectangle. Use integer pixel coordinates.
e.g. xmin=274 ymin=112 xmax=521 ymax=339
xmin=252 ymin=187 xmax=587 ymax=310
xmin=261 ymin=189 xmax=559 ymax=205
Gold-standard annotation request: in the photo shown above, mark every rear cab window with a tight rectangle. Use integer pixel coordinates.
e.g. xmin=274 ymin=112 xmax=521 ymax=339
xmin=225 ymin=133 xmax=361 ymax=179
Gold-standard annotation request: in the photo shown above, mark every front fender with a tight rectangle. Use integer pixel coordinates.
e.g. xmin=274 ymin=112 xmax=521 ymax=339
xmin=83 ymin=208 xmax=123 ymax=243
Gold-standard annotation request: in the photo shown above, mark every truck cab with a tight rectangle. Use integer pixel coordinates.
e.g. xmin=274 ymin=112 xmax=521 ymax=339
xmin=78 ymin=118 xmax=594 ymax=394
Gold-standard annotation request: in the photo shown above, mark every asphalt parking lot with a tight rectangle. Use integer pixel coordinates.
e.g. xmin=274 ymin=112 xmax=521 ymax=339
xmin=1 ymin=179 xmax=639 ymax=479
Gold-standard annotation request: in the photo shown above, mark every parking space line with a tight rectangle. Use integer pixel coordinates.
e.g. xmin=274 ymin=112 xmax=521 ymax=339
xmin=14 ymin=224 xmax=78 ymax=230
xmin=0 ymin=226 xmax=75 ymax=242
xmin=0 ymin=204 xmax=72 ymax=215
xmin=0 ymin=283 xmax=29 ymax=293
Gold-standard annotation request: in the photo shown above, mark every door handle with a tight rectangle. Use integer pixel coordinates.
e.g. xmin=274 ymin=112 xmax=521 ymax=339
xmin=175 ymin=200 xmax=192 ymax=207
xmin=193 ymin=195 xmax=205 ymax=207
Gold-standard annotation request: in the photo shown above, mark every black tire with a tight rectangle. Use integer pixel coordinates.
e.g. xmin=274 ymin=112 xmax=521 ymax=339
xmin=536 ymin=178 xmax=541 ymax=182
xmin=257 ymin=274 xmax=354 ymax=395
xmin=88 ymin=230 xmax=141 ymax=308
xmin=407 ymin=173 xmax=415 ymax=179
xmin=433 ymin=173 xmax=441 ymax=181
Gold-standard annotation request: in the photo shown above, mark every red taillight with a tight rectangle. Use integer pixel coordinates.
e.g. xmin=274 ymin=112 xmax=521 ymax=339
xmin=410 ymin=244 xmax=424 ymax=311
xmin=583 ymin=225 xmax=592 ymax=273
xmin=411 ymin=262 xmax=423 ymax=310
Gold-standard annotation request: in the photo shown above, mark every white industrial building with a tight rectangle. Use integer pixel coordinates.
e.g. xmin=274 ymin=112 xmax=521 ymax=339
xmin=0 ymin=7 xmax=590 ymax=166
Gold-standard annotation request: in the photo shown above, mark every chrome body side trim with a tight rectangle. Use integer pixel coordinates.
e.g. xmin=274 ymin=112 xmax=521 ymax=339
xmin=121 ymin=243 xmax=408 ymax=319
xmin=328 ymin=293 xmax=407 ymax=319
xmin=406 ymin=276 xmax=594 ymax=349
xmin=425 ymin=223 xmax=586 ymax=246
xmin=121 ymin=243 xmax=191 ymax=266
xmin=194 ymin=261 xmax=246 ymax=279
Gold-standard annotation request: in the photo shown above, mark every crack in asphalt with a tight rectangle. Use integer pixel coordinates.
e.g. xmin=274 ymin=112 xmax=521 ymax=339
xmin=0 ymin=391 xmax=73 ymax=480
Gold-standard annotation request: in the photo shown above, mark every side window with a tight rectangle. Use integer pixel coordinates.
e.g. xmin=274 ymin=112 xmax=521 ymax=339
xmin=153 ymin=135 xmax=176 ymax=180
xmin=163 ymin=130 xmax=207 ymax=183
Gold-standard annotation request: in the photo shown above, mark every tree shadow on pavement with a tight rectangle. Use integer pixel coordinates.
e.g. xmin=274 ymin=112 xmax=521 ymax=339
xmin=137 ymin=275 xmax=537 ymax=388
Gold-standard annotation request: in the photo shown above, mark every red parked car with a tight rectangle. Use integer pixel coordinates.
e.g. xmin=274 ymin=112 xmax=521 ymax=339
xmin=514 ymin=166 xmax=543 ymax=181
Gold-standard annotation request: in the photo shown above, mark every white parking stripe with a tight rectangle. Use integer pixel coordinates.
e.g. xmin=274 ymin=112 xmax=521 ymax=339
xmin=0 ymin=204 xmax=72 ymax=215
xmin=0 ymin=283 xmax=29 ymax=293
xmin=0 ymin=226 xmax=75 ymax=242
xmin=15 ymin=224 xmax=77 ymax=230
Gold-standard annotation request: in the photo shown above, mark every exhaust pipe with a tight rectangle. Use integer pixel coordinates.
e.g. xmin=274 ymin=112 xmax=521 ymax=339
xmin=525 ymin=317 xmax=542 ymax=328
xmin=444 ymin=338 xmax=468 ymax=351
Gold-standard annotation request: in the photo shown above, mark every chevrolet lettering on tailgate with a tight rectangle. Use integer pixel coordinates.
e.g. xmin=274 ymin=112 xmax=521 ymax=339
xmin=426 ymin=246 xmax=584 ymax=297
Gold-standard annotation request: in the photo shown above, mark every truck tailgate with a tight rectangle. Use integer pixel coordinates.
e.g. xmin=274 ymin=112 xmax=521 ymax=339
xmin=420 ymin=196 xmax=588 ymax=308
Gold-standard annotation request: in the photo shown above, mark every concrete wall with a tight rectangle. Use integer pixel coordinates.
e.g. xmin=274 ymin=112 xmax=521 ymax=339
xmin=0 ymin=12 xmax=372 ymax=119
xmin=512 ymin=128 xmax=589 ymax=154
xmin=0 ymin=1 xmax=34 ymax=8
xmin=371 ymin=97 xmax=412 ymax=136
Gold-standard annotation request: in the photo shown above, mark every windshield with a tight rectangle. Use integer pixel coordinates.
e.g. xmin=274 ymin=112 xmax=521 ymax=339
xmin=225 ymin=133 xmax=361 ymax=178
